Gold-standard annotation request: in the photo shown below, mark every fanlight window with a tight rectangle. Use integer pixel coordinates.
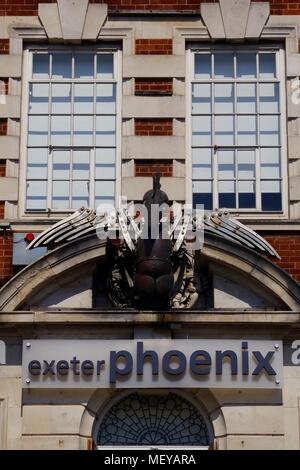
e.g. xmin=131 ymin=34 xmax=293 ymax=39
xmin=96 ymin=393 xmax=211 ymax=446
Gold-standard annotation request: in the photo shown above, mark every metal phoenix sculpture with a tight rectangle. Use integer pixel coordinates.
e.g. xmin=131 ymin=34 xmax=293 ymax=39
xmin=28 ymin=174 xmax=280 ymax=310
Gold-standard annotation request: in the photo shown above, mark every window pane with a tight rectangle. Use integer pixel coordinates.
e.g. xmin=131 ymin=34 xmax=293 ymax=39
xmin=192 ymin=116 xmax=212 ymax=146
xmin=28 ymin=115 xmax=48 ymax=146
xmin=29 ymin=83 xmax=49 ymax=114
xmin=214 ymin=83 xmax=234 ymax=114
xmin=236 ymin=83 xmax=256 ymax=113
xmin=192 ymin=148 xmax=212 ymax=179
xmin=96 ymin=84 xmax=116 ymax=114
xmin=52 ymin=53 xmax=72 ymax=79
xmin=27 ymin=148 xmax=48 ymax=179
xmin=193 ymin=181 xmax=212 ymax=210
xmin=214 ymin=53 xmax=234 ymax=78
xmin=72 ymin=181 xmax=89 ymax=208
xmin=218 ymin=150 xmax=235 ymax=179
xmin=261 ymin=180 xmax=282 ymax=211
xmin=259 ymin=53 xmax=276 ymax=78
xmin=237 ymin=115 xmax=257 ymax=146
xmin=32 ymin=54 xmax=49 ymax=79
xmin=95 ymin=148 xmax=115 ymax=179
xmin=51 ymin=83 xmax=71 ymax=114
xmin=238 ymin=150 xmax=255 ymax=179
xmin=73 ymin=150 xmax=90 ymax=179
xmin=192 ymin=84 xmax=211 ymax=115
xmin=74 ymin=53 xmax=94 ymax=79
xmin=195 ymin=54 xmax=211 ymax=79
xmin=52 ymin=181 xmax=70 ymax=209
xmin=261 ymin=148 xmax=281 ymax=179
xmin=26 ymin=180 xmax=47 ymax=210
xmin=51 ymin=115 xmax=71 ymax=146
xmin=96 ymin=115 xmax=116 ymax=146
xmin=215 ymin=115 xmax=234 ymax=146
xmin=236 ymin=53 xmax=256 ymax=78
xmin=260 ymin=115 xmax=280 ymax=146
xmin=97 ymin=54 xmax=114 ymax=78
xmin=74 ymin=83 xmax=94 ymax=114
xmin=95 ymin=180 xmax=115 ymax=207
xmin=73 ymin=115 xmax=93 ymax=146
xmin=219 ymin=180 xmax=236 ymax=208
xmin=259 ymin=83 xmax=279 ymax=113
xmin=239 ymin=180 xmax=256 ymax=209
xmin=52 ymin=150 xmax=70 ymax=180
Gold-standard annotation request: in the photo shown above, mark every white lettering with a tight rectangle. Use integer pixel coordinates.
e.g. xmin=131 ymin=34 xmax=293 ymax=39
xmin=149 ymin=455 xmax=159 ymax=465
xmin=148 ymin=455 xmax=196 ymax=465
xmin=291 ymin=340 xmax=300 ymax=365
xmin=103 ymin=455 xmax=139 ymax=468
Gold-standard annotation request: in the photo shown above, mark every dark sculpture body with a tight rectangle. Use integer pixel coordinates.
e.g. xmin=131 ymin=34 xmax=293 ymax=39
xmin=107 ymin=174 xmax=176 ymax=309
xmin=135 ymin=174 xmax=174 ymax=308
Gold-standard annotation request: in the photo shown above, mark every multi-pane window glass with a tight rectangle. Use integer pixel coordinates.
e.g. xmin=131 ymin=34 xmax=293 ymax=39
xmin=192 ymin=49 xmax=283 ymax=212
xmin=26 ymin=51 xmax=117 ymax=211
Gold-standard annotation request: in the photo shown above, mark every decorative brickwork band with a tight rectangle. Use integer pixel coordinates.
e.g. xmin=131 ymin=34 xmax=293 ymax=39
xmin=135 ymin=79 xmax=173 ymax=95
xmin=135 ymin=160 xmax=173 ymax=177
xmin=135 ymin=119 xmax=173 ymax=136
xmin=0 ymin=119 xmax=7 ymax=136
xmin=0 ymin=39 xmax=9 ymax=54
xmin=135 ymin=39 xmax=173 ymax=55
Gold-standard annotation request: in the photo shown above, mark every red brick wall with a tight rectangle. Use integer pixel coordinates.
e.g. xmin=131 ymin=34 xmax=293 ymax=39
xmin=135 ymin=39 xmax=172 ymax=55
xmin=0 ymin=39 xmax=9 ymax=54
xmin=135 ymin=118 xmax=173 ymax=136
xmin=135 ymin=159 xmax=173 ymax=177
xmin=135 ymin=78 xmax=173 ymax=95
xmin=0 ymin=162 xmax=6 ymax=177
xmin=0 ymin=202 xmax=4 ymax=219
xmin=0 ymin=78 xmax=9 ymax=95
xmin=0 ymin=232 xmax=13 ymax=289
xmin=0 ymin=119 xmax=7 ymax=136
xmin=263 ymin=234 xmax=300 ymax=283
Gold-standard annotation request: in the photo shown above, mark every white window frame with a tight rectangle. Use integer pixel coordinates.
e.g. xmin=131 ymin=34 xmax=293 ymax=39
xmin=186 ymin=44 xmax=288 ymax=219
xmin=19 ymin=44 xmax=122 ymax=219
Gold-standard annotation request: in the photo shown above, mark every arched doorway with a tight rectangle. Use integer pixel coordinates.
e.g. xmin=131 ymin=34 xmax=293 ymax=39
xmin=94 ymin=392 xmax=213 ymax=447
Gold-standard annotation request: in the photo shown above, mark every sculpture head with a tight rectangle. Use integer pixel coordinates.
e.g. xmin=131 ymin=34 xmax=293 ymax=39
xmin=142 ymin=173 xmax=170 ymax=232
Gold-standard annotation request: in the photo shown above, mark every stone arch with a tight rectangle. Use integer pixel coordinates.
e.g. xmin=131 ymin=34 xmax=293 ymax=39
xmin=0 ymin=237 xmax=107 ymax=311
xmin=199 ymin=235 xmax=300 ymax=311
xmin=79 ymin=388 xmax=224 ymax=448
xmin=1 ymin=234 xmax=300 ymax=311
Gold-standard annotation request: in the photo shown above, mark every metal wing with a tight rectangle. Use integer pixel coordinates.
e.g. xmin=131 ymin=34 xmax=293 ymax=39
xmin=202 ymin=212 xmax=280 ymax=259
xmin=27 ymin=207 xmax=110 ymax=249
xmin=27 ymin=206 xmax=140 ymax=252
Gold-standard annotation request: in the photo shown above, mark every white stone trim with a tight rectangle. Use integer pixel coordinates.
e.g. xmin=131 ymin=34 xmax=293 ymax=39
xmin=0 ymin=177 xmax=18 ymax=201
xmin=82 ymin=4 xmax=108 ymax=41
xmin=38 ymin=1 xmax=108 ymax=42
xmin=0 ymin=56 xmax=22 ymax=78
xmin=57 ymin=0 xmax=89 ymax=42
xmin=38 ymin=4 xmax=62 ymax=40
xmin=122 ymin=176 xmax=185 ymax=201
xmin=0 ymin=136 xmax=19 ymax=160
xmin=123 ymin=95 xmax=185 ymax=119
xmin=122 ymin=136 xmax=185 ymax=160
xmin=200 ymin=0 xmax=270 ymax=40
xmin=0 ymin=95 xmax=20 ymax=119
xmin=123 ymin=55 xmax=186 ymax=78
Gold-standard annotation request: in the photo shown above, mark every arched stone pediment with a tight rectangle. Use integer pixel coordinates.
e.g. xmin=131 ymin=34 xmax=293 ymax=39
xmin=0 ymin=234 xmax=300 ymax=312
